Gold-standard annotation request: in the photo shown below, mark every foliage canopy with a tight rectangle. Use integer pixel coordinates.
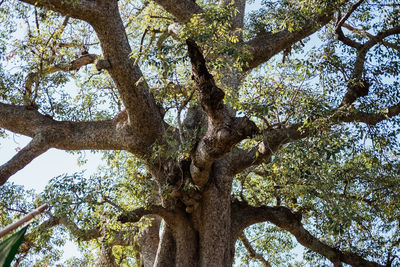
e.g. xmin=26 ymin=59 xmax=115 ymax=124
xmin=0 ymin=0 xmax=400 ymax=266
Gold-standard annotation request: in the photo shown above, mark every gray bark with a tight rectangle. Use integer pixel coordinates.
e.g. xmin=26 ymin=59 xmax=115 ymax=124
xmin=137 ymin=216 xmax=161 ymax=267
xmin=94 ymin=243 xmax=118 ymax=267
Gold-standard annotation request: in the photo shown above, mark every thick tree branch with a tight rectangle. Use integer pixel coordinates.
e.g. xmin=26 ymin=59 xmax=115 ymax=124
xmin=0 ymin=135 xmax=50 ymax=186
xmin=339 ymin=103 xmax=400 ymax=125
xmin=118 ymin=206 xmax=175 ymax=224
xmin=0 ymin=103 xmax=152 ymax=184
xmin=186 ymin=39 xmax=225 ymax=120
xmin=0 ymin=103 xmax=142 ymax=151
xmin=153 ymin=0 xmax=203 ymax=23
xmin=231 ymin=200 xmax=384 ymax=267
xmin=239 ymin=231 xmax=271 ymax=267
xmin=231 ymin=100 xmax=400 ymax=174
xmin=88 ymin=1 xmax=165 ymax=149
xmin=244 ymin=9 xmax=335 ymax=71
xmin=18 ymin=0 xmax=98 ymax=21
xmin=220 ymin=0 xmax=246 ymax=30
xmin=186 ymin=40 xmax=258 ymax=187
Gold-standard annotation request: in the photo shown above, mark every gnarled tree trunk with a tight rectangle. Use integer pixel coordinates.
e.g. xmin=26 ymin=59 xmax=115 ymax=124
xmin=152 ymin=158 xmax=236 ymax=267
xmin=94 ymin=243 xmax=118 ymax=267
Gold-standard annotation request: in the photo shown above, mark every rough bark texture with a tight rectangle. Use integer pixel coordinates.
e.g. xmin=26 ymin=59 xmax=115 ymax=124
xmin=94 ymin=243 xmax=118 ymax=267
xmin=137 ymin=216 xmax=161 ymax=267
xmin=153 ymin=224 xmax=176 ymax=266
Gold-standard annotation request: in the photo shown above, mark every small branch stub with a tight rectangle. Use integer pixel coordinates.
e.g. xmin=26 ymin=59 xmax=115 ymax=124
xmin=96 ymin=59 xmax=112 ymax=71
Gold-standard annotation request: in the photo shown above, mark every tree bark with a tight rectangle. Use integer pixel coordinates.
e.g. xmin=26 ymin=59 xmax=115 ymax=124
xmin=94 ymin=243 xmax=118 ymax=267
xmin=150 ymin=158 xmax=236 ymax=267
xmin=137 ymin=216 xmax=161 ymax=267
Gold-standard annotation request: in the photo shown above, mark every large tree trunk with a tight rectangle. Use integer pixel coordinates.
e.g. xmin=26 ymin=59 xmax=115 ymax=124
xmin=153 ymin=159 xmax=236 ymax=267
xmin=197 ymin=160 xmax=235 ymax=266
xmin=137 ymin=215 xmax=161 ymax=267
xmin=94 ymin=243 xmax=118 ymax=267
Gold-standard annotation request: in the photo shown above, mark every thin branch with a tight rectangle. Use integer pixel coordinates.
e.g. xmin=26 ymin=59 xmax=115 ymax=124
xmin=59 ymin=217 xmax=101 ymax=241
xmin=103 ymin=196 xmax=124 ymax=212
xmin=336 ymin=0 xmax=365 ymax=29
xmin=239 ymin=231 xmax=271 ymax=267
xmin=124 ymin=1 xmax=149 ymax=29
xmin=25 ymin=54 xmax=98 ymax=95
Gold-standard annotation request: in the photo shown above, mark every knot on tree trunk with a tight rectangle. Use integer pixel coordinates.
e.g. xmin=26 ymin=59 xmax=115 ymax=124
xmin=342 ymin=79 xmax=371 ymax=105
xmin=96 ymin=59 xmax=112 ymax=71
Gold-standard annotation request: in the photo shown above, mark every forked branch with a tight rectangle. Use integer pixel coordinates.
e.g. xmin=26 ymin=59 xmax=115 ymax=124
xmin=25 ymin=54 xmax=98 ymax=96
xmin=231 ymin=200 xmax=384 ymax=267
xmin=340 ymin=22 xmax=400 ymax=105
xmin=335 ymin=0 xmax=365 ymax=49
xmin=231 ymin=100 xmax=400 ymax=174
xmin=239 ymin=231 xmax=271 ymax=267
xmin=0 ymin=103 xmax=155 ymax=184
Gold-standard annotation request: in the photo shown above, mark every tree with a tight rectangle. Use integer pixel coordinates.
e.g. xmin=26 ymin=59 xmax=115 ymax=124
xmin=1 ymin=0 xmax=400 ymax=266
